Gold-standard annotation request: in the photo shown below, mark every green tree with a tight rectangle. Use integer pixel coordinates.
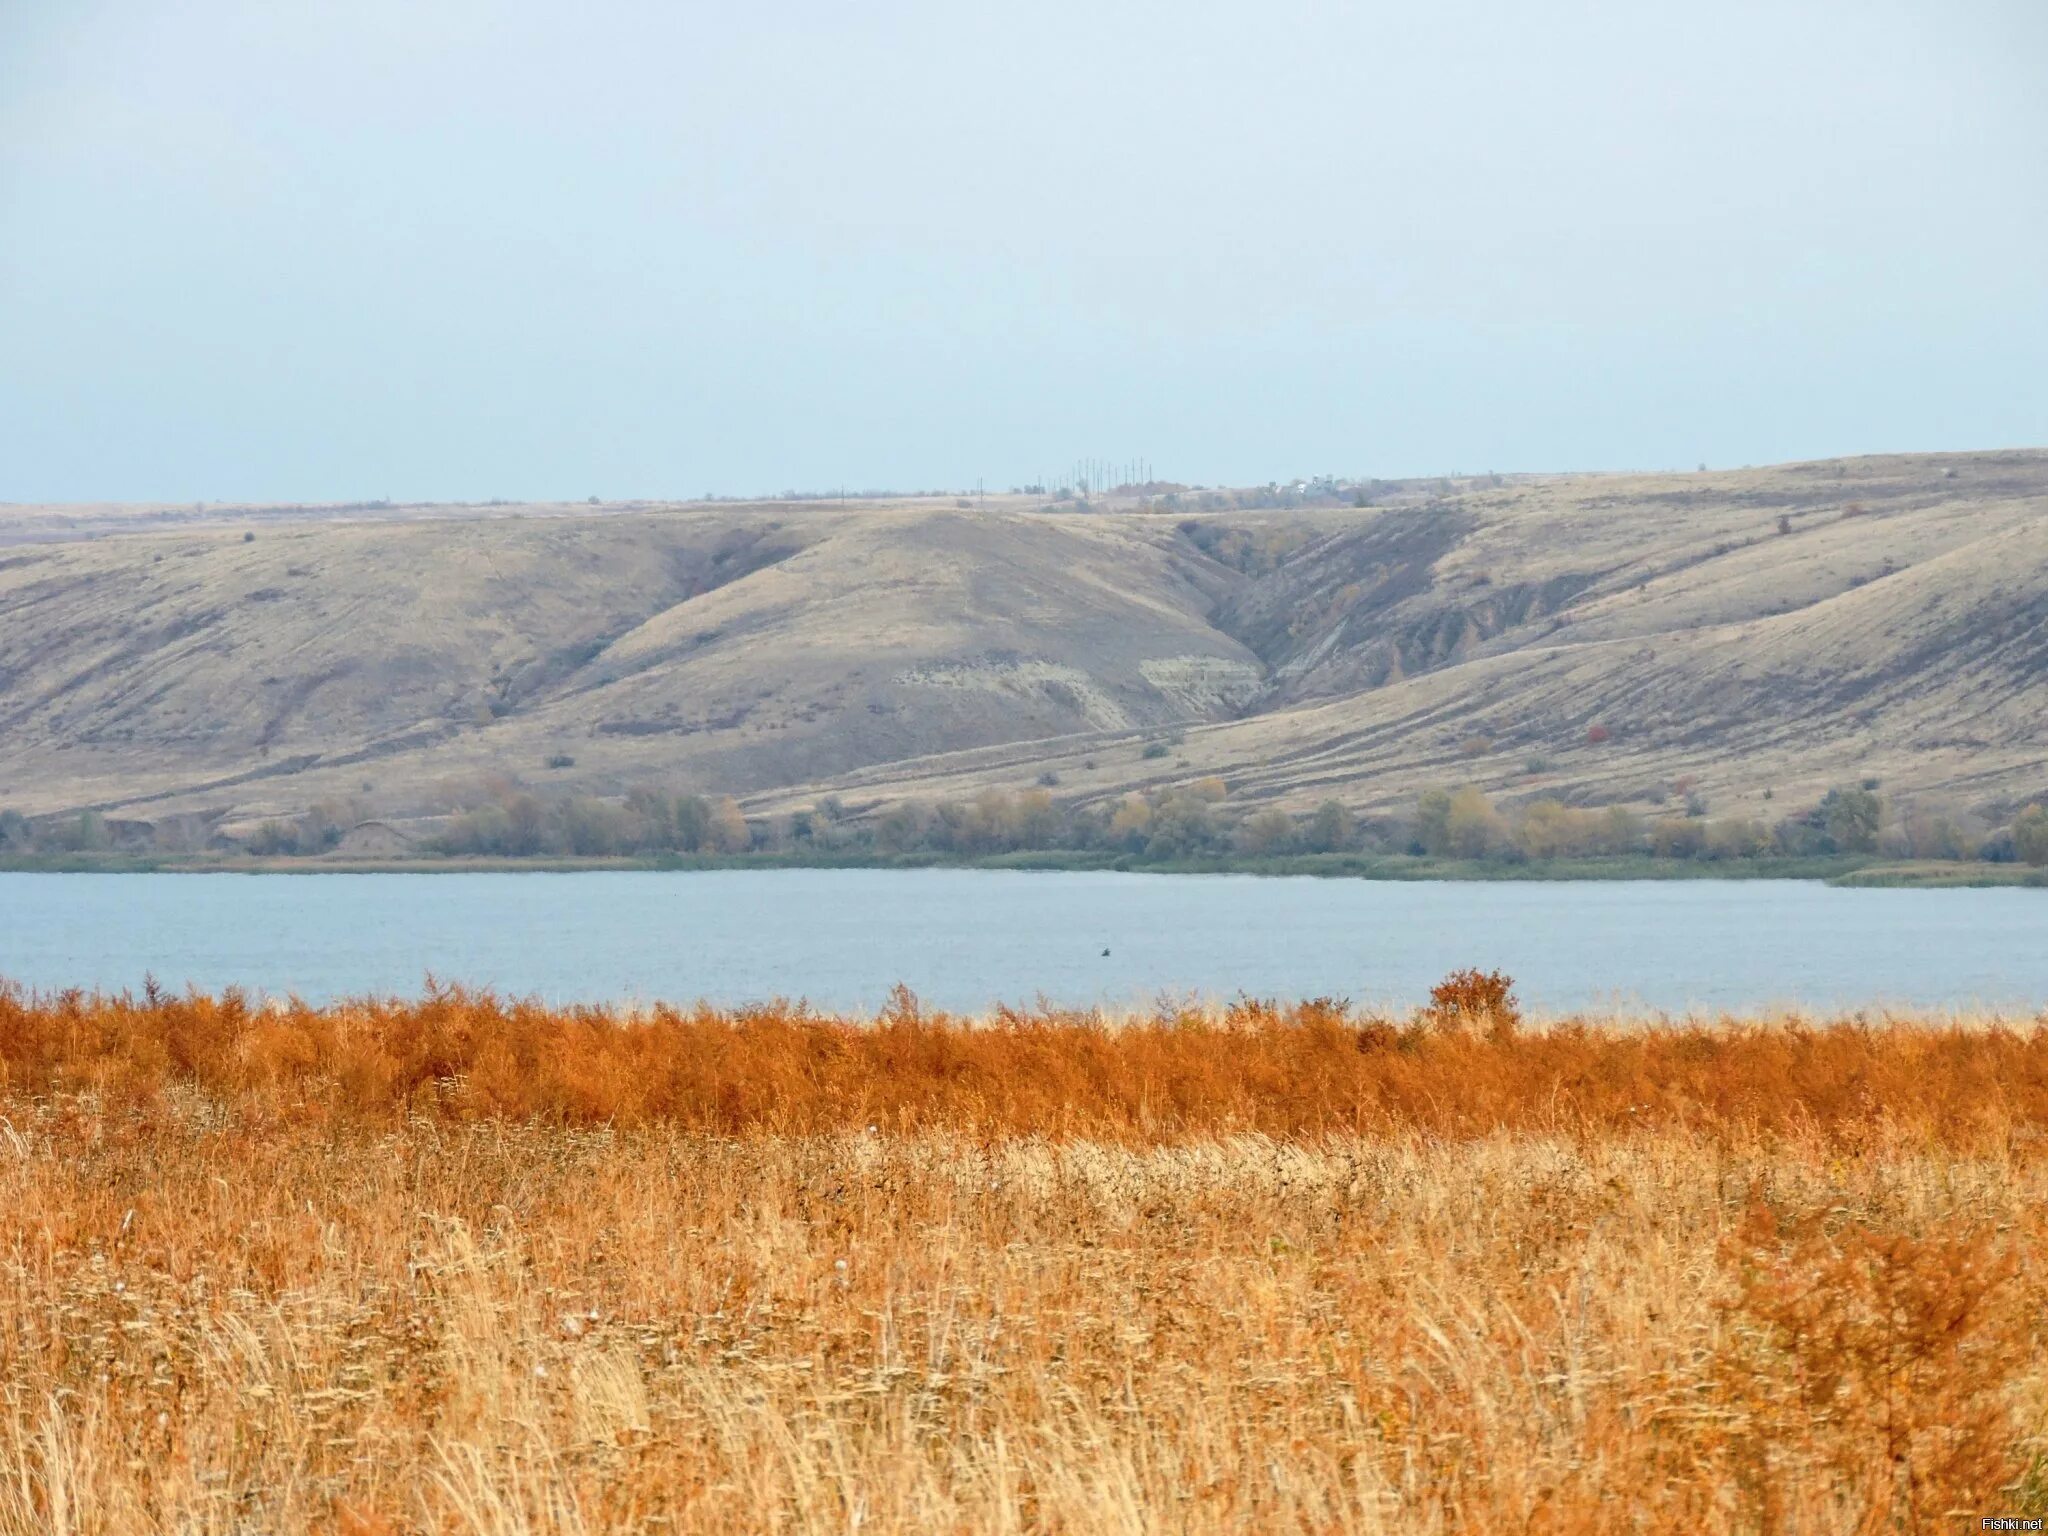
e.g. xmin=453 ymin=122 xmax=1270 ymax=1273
xmin=1303 ymin=799 xmax=1353 ymax=853
xmin=1013 ymin=788 xmax=1062 ymax=849
xmin=1648 ymin=817 xmax=1706 ymax=859
xmin=1514 ymin=799 xmax=1583 ymax=860
xmin=707 ymin=796 xmax=751 ymax=854
xmin=1704 ymin=817 xmax=1771 ymax=860
xmin=1107 ymin=794 xmax=1153 ymax=851
xmin=664 ymin=795 xmax=707 ymax=852
xmin=504 ymin=793 xmax=547 ymax=855
xmin=1413 ymin=788 xmax=1454 ymax=856
xmin=1444 ymin=787 xmax=1501 ymax=860
xmin=52 ymin=811 xmax=111 ymax=853
xmin=1821 ymin=786 xmax=1882 ymax=854
xmin=2015 ymin=805 xmax=2048 ymax=867
xmin=1236 ymin=808 xmax=1296 ymax=856
xmin=624 ymin=788 xmax=673 ymax=848
xmin=561 ymin=797 xmax=632 ymax=856
xmin=296 ymin=803 xmax=345 ymax=853
xmin=1596 ymin=806 xmax=1644 ymax=856
xmin=1144 ymin=793 xmax=1215 ymax=859
xmin=873 ymin=801 xmax=928 ymax=855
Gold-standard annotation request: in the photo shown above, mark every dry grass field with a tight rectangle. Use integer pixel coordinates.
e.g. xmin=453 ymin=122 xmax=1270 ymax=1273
xmin=2 ymin=982 xmax=2045 ymax=1532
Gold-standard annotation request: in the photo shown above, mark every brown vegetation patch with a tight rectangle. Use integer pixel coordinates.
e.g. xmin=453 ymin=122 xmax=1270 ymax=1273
xmin=3 ymin=984 xmax=2047 ymax=1147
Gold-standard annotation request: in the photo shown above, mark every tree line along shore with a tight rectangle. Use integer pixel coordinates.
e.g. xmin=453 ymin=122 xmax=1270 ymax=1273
xmin=4 ymin=777 xmax=2046 ymax=881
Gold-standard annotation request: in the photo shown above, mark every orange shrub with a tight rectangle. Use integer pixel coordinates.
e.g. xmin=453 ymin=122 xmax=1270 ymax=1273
xmin=1420 ymin=967 xmax=1521 ymax=1037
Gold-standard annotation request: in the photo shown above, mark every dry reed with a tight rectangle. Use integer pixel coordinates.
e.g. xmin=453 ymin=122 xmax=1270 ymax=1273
xmin=2 ymin=982 xmax=2045 ymax=1147
xmin=0 ymin=983 xmax=2043 ymax=1531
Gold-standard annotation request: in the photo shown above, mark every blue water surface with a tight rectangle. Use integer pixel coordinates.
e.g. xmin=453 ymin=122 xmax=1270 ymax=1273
xmin=0 ymin=870 xmax=2042 ymax=1015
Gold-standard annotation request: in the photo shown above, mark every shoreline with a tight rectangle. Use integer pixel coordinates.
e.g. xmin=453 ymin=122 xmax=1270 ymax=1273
xmin=0 ymin=849 xmax=2040 ymax=886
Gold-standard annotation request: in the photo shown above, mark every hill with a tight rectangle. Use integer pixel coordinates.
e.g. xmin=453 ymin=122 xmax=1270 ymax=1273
xmin=2 ymin=450 xmax=2044 ymax=844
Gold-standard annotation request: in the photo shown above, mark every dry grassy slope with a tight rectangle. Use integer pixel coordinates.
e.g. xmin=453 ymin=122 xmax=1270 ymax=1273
xmin=0 ymin=511 xmax=821 ymax=813
xmin=1 ymin=450 xmax=2044 ymax=827
xmin=0 ymin=501 xmax=1255 ymax=819
xmin=766 ymin=451 xmax=2048 ymax=822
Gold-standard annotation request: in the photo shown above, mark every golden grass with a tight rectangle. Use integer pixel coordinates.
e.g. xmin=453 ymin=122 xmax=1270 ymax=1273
xmin=1 ymin=986 xmax=2045 ymax=1532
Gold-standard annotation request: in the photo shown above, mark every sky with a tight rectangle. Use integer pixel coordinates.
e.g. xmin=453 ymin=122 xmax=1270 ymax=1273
xmin=1 ymin=0 xmax=2043 ymax=502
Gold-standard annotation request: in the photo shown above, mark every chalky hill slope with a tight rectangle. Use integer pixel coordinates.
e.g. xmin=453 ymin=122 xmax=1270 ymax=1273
xmin=2 ymin=448 xmax=2044 ymax=832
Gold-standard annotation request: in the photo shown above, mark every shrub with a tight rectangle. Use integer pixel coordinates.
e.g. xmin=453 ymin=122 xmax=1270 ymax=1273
xmin=245 ymin=820 xmax=296 ymax=856
xmin=1978 ymin=827 xmax=2018 ymax=864
xmin=1648 ymin=817 xmax=1706 ymax=859
xmin=1141 ymin=742 xmax=1169 ymax=760
xmin=1585 ymin=724 xmax=1610 ymax=745
xmin=1704 ymin=817 xmax=1771 ymax=860
xmin=295 ymin=804 xmax=345 ymax=853
xmin=1419 ymin=968 xmax=1520 ymax=1039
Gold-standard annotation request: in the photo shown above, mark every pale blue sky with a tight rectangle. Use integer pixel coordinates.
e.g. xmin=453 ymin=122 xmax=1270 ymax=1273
xmin=2 ymin=0 xmax=2043 ymax=501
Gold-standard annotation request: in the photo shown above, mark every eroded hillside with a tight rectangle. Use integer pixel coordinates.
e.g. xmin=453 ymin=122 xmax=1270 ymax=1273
xmin=1 ymin=449 xmax=2044 ymax=836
